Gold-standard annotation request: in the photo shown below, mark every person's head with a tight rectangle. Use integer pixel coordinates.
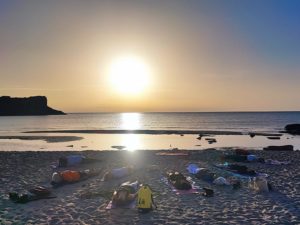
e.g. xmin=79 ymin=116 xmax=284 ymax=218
xmin=103 ymin=171 xmax=113 ymax=181
xmin=203 ymin=187 xmax=214 ymax=197
xmin=114 ymin=189 xmax=130 ymax=206
xmin=52 ymin=172 xmax=62 ymax=183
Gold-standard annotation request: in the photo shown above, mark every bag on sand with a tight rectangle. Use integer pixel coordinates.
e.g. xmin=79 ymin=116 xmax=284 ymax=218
xmin=249 ymin=177 xmax=270 ymax=192
xmin=138 ymin=185 xmax=153 ymax=209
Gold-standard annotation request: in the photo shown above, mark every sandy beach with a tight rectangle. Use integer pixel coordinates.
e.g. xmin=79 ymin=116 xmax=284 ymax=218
xmin=0 ymin=149 xmax=299 ymax=225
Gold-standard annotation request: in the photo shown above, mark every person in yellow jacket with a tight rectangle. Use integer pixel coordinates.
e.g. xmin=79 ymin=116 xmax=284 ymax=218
xmin=137 ymin=184 xmax=157 ymax=213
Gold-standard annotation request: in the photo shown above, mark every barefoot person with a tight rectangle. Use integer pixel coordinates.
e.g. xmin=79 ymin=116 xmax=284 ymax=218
xmin=103 ymin=166 xmax=134 ymax=181
xmin=167 ymin=172 xmax=192 ymax=190
xmin=58 ymin=155 xmax=101 ymax=167
xmin=51 ymin=169 xmax=101 ymax=187
xmin=111 ymin=181 xmax=139 ymax=207
xmin=9 ymin=186 xmax=55 ymax=204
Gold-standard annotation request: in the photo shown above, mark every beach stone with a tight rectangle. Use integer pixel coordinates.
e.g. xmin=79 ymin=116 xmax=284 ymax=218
xmin=285 ymin=124 xmax=300 ymax=135
xmin=66 ymin=203 xmax=75 ymax=207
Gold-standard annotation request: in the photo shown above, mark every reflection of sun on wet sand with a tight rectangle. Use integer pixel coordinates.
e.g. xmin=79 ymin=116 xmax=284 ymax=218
xmin=1 ymin=149 xmax=300 ymax=224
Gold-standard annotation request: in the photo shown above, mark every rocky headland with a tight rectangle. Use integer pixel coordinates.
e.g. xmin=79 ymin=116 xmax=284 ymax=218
xmin=0 ymin=96 xmax=65 ymax=116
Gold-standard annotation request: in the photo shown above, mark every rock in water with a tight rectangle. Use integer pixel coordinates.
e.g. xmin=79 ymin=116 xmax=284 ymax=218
xmin=285 ymin=124 xmax=300 ymax=135
xmin=263 ymin=145 xmax=294 ymax=151
xmin=0 ymin=96 xmax=65 ymax=116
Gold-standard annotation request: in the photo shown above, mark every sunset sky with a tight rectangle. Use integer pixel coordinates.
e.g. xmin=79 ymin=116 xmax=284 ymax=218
xmin=1 ymin=0 xmax=300 ymax=112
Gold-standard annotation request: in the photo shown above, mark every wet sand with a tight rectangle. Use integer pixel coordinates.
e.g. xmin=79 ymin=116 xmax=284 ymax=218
xmin=0 ymin=136 xmax=83 ymax=143
xmin=0 ymin=149 xmax=299 ymax=224
xmin=24 ymin=129 xmax=283 ymax=136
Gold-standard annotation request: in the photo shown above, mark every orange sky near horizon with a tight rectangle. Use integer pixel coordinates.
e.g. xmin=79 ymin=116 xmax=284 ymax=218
xmin=1 ymin=1 xmax=300 ymax=113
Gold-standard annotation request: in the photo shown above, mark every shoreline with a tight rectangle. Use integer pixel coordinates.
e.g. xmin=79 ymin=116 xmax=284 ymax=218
xmin=1 ymin=132 xmax=298 ymax=152
xmin=0 ymin=149 xmax=299 ymax=224
xmin=0 ymin=136 xmax=83 ymax=143
xmin=23 ymin=129 xmax=283 ymax=136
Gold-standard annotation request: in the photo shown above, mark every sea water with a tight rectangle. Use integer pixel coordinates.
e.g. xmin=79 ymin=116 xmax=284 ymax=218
xmin=0 ymin=112 xmax=299 ymax=151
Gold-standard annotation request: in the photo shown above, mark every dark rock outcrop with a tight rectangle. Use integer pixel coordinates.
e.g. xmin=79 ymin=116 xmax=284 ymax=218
xmin=0 ymin=96 xmax=65 ymax=116
xmin=263 ymin=145 xmax=294 ymax=151
xmin=285 ymin=124 xmax=300 ymax=135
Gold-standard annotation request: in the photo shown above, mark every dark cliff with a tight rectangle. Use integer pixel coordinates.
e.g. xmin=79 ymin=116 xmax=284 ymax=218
xmin=285 ymin=124 xmax=300 ymax=135
xmin=0 ymin=96 xmax=65 ymax=116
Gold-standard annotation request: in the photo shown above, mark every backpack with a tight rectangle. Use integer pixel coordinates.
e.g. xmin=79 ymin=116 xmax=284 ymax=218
xmin=138 ymin=186 xmax=153 ymax=209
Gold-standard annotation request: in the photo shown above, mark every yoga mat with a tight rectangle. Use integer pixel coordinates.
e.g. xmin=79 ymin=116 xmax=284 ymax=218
xmin=161 ymin=176 xmax=199 ymax=195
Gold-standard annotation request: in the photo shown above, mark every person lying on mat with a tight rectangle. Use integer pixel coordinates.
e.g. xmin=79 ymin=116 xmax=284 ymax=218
xmin=187 ymin=164 xmax=217 ymax=182
xmin=167 ymin=172 xmax=192 ymax=190
xmin=58 ymin=155 xmax=101 ymax=167
xmin=187 ymin=164 xmax=241 ymax=189
xmin=103 ymin=166 xmax=134 ymax=181
xmin=51 ymin=169 xmax=100 ymax=186
xmin=195 ymin=168 xmax=217 ymax=182
xmin=9 ymin=186 xmax=55 ymax=204
xmin=226 ymin=164 xmax=256 ymax=175
xmin=221 ymin=153 xmax=265 ymax=163
xmin=112 ymin=181 xmax=139 ymax=207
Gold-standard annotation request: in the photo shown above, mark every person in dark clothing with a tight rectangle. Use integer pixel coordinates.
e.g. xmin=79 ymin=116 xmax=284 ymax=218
xmin=227 ymin=164 xmax=256 ymax=175
xmin=195 ymin=168 xmax=217 ymax=182
xmin=9 ymin=186 xmax=55 ymax=204
xmin=112 ymin=181 xmax=139 ymax=207
xmin=167 ymin=172 xmax=192 ymax=190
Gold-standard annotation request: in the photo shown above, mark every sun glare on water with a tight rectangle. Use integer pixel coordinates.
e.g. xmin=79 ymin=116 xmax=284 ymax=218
xmin=108 ymin=55 xmax=151 ymax=96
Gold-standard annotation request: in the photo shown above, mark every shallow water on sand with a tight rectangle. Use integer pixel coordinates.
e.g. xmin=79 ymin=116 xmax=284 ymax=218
xmin=0 ymin=112 xmax=299 ymax=151
xmin=0 ymin=133 xmax=299 ymax=151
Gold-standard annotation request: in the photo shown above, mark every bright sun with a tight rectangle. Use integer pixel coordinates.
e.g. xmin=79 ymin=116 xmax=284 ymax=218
xmin=108 ymin=55 xmax=151 ymax=95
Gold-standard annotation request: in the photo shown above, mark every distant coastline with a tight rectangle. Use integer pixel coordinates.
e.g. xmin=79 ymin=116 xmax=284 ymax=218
xmin=0 ymin=96 xmax=65 ymax=116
